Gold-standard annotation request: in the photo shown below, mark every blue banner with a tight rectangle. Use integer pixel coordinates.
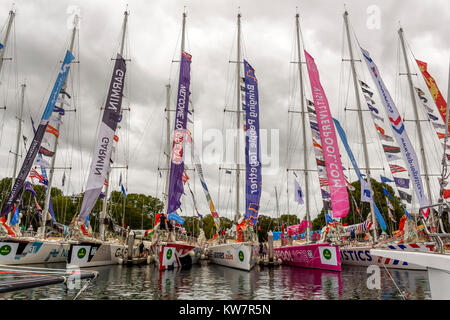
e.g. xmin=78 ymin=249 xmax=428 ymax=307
xmin=334 ymin=118 xmax=388 ymax=232
xmin=325 ymin=211 xmax=334 ymax=223
xmin=1 ymin=50 xmax=74 ymax=217
xmin=11 ymin=206 xmax=19 ymax=226
xmin=168 ymin=212 xmax=184 ymax=226
xmin=243 ymin=60 xmax=262 ymax=226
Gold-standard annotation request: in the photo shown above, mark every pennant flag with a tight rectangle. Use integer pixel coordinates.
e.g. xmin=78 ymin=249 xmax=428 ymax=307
xmin=39 ymin=146 xmax=55 ymax=157
xmin=321 ymin=189 xmax=331 ymax=199
xmin=292 ymin=171 xmax=298 ymax=178
xmin=225 ymin=170 xmax=232 ymax=174
xmin=386 ymin=197 xmax=394 ymax=210
xmin=360 ymin=179 xmax=372 ymax=203
xmin=85 ymin=215 xmax=90 ymax=227
xmin=53 ymin=106 xmax=65 ymax=115
xmin=375 ymin=123 xmax=385 ymax=135
xmin=367 ymin=104 xmax=379 ymax=113
xmin=182 ymin=171 xmax=189 ymax=184
xmin=35 ymin=157 xmax=50 ymax=168
xmin=319 ymin=177 xmax=328 ymax=187
xmin=310 ymin=121 xmax=320 ymax=132
xmin=362 ymin=87 xmax=373 ymax=97
xmin=432 ymin=122 xmax=446 ymax=130
xmin=30 ymin=168 xmax=47 ymax=185
xmin=121 ymin=184 xmax=127 ymax=198
xmin=99 ymin=192 xmax=106 ymax=199
xmin=371 ymin=113 xmax=385 ymax=122
xmin=378 ymin=132 xmax=394 ymax=142
xmin=383 ymin=145 xmax=401 ymax=153
xmin=427 ymin=113 xmax=439 ymax=121
xmin=380 ymin=176 xmax=394 ymax=184
xmin=119 ymin=172 xmax=122 ymax=187
xmin=316 ymin=159 xmax=325 ymax=167
xmin=389 ymin=164 xmax=407 ymax=173
xmin=443 ymin=189 xmax=450 ymax=199
xmin=113 ymin=135 xmax=119 ymax=142
xmin=294 ymin=180 xmax=304 ymax=205
xmin=325 ymin=211 xmax=333 ymax=223
xmin=45 ymin=124 xmax=59 ymax=138
xmin=62 ymin=171 xmax=66 ymax=187
xmin=398 ymin=190 xmax=412 ymax=203
xmin=386 ymin=153 xmax=401 ymax=162
xmin=394 ymin=177 xmax=410 ymax=189
xmin=11 ymin=205 xmax=19 ymax=226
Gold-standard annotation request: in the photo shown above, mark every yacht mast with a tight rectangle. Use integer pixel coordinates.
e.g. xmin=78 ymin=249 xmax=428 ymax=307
xmin=41 ymin=14 xmax=78 ymax=235
xmin=295 ymin=13 xmax=311 ymax=241
xmin=7 ymin=83 xmax=25 ymax=225
xmin=0 ymin=10 xmax=15 ymax=77
xmin=99 ymin=10 xmax=128 ymax=240
xmin=235 ymin=13 xmax=242 ymax=218
xmin=398 ymin=27 xmax=434 ymax=223
xmin=343 ymin=11 xmax=377 ymax=241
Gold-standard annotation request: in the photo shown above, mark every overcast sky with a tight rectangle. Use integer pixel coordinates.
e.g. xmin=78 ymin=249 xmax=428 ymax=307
xmin=0 ymin=0 xmax=448 ymax=223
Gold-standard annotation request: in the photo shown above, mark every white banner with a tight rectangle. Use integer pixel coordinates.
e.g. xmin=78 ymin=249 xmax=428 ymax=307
xmin=361 ymin=48 xmax=429 ymax=210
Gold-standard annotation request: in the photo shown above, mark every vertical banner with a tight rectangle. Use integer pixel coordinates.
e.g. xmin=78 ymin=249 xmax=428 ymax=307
xmin=416 ymin=59 xmax=448 ymax=133
xmin=361 ymin=48 xmax=429 ymax=212
xmin=78 ymin=54 xmax=126 ymax=222
xmin=167 ymin=52 xmax=192 ymax=214
xmin=304 ymin=50 xmax=349 ymax=218
xmin=243 ymin=60 xmax=262 ymax=226
xmin=1 ymin=50 xmax=75 ymax=217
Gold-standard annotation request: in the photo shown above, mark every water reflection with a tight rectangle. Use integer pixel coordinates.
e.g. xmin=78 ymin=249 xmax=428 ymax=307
xmin=0 ymin=262 xmax=430 ymax=300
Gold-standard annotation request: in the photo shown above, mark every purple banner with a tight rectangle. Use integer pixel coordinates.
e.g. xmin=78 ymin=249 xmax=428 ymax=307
xmin=167 ymin=52 xmax=192 ymax=214
xmin=243 ymin=60 xmax=262 ymax=226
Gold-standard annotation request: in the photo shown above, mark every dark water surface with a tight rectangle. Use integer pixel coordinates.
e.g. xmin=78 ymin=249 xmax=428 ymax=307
xmin=0 ymin=261 xmax=430 ymax=300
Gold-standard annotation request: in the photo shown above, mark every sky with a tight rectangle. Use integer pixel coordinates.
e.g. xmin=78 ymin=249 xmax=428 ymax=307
xmin=0 ymin=0 xmax=448 ymax=223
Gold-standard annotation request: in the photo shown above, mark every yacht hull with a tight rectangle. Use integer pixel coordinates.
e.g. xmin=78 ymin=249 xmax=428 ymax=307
xmin=67 ymin=242 xmax=125 ymax=268
xmin=208 ymin=242 xmax=259 ymax=271
xmin=0 ymin=238 xmax=69 ymax=264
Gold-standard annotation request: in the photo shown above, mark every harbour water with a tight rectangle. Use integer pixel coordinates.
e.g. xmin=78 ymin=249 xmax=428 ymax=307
xmin=0 ymin=261 xmax=430 ymax=300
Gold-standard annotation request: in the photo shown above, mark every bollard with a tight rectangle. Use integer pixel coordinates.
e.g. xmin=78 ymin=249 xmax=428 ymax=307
xmin=268 ymin=231 xmax=274 ymax=262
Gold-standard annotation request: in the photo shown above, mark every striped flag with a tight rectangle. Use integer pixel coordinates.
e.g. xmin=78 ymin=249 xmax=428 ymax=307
xmin=182 ymin=171 xmax=189 ymax=184
xmin=45 ymin=124 xmax=59 ymax=138
xmin=389 ymin=164 xmax=407 ymax=173
xmin=383 ymin=145 xmax=401 ymax=153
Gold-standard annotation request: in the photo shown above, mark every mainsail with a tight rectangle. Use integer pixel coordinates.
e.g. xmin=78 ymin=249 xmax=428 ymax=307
xmin=0 ymin=50 xmax=75 ymax=217
xmin=243 ymin=60 xmax=262 ymax=226
xmin=304 ymin=50 xmax=349 ymax=218
xmin=78 ymin=54 xmax=126 ymax=222
xmin=361 ymin=48 xmax=430 ymax=214
xmin=167 ymin=52 xmax=192 ymax=215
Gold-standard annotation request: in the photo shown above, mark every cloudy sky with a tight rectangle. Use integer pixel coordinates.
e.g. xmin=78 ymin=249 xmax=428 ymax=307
xmin=0 ymin=0 xmax=448 ymax=223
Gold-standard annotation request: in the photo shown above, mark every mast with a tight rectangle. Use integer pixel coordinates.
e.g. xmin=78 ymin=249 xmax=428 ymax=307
xmin=343 ymin=11 xmax=377 ymax=241
xmin=7 ymin=83 xmax=25 ymax=225
xmin=275 ymin=187 xmax=280 ymax=220
xmin=40 ymin=14 xmax=78 ymax=235
xmin=100 ymin=10 xmax=128 ymax=240
xmin=398 ymin=27 xmax=433 ymax=223
xmin=164 ymin=84 xmax=171 ymax=208
xmin=295 ymin=13 xmax=311 ymax=242
xmin=0 ymin=10 xmax=15 ymax=77
xmin=235 ymin=13 xmax=241 ymax=218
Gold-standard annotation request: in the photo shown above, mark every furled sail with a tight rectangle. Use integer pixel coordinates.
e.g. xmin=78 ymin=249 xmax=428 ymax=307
xmin=78 ymin=54 xmax=126 ymax=222
xmin=0 ymin=50 xmax=75 ymax=217
xmin=167 ymin=52 xmax=192 ymax=215
xmin=361 ymin=48 xmax=430 ymax=215
xmin=243 ymin=60 xmax=262 ymax=226
xmin=304 ymin=50 xmax=349 ymax=218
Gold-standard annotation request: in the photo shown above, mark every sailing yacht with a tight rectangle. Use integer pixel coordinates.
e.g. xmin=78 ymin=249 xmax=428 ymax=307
xmin=150 ymin=12 xmax=201 ymax=271
xmin=66 ymin=10 xmax=131 ymax=268
xmin=0 ymin=9 xmax=75 ymax=265
xmin=207 ymin=13 xmax=260 ymax=272
xmin=335 ymin=11 xmax=438 ymax=270
xmin=273 ymin=13 xmax=342 ymax=272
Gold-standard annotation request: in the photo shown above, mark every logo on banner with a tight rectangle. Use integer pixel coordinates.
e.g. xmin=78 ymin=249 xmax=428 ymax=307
xmin=172 ymin=130 xmax=184 ymax=164
xmin=238 ymin=250 xmax=244 ymax=262
xmin=77 ymin=248 xmax=87 ymax=259
xmin=167 ymin=248 xmax=173 ymax=260
xmin=323 ymin=249 xmax=332 ymax=260
xmin=0 ymin=245 xmax=11 ymax=256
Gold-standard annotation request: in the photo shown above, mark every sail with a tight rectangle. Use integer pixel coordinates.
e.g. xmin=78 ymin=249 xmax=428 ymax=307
xmin=243 ymin=60 xmax=262 ymax=226
xmin=304 ymin=50 xmax=349 ymax=218
xmin=416 ymin=59 xmax=448 ymax=133
xmin=78 ymin=54 xmax=126 ymax=222
xmin=167 ymin=52 xmax=192 ymax=214
xmin=0 ymin=50 xmax=75 ymax=217
xmin=361 ymin=48 xmax=430 ymax=213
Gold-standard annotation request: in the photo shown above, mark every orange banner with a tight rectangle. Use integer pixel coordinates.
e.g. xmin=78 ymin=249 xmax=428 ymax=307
xmin=416 ymin=59 xmax=448 ymax=132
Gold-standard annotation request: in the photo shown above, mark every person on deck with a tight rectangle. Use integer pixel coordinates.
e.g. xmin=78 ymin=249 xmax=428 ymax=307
xmin=159 ymin=214 xmax=167 ymax=231
xmin=139 ymin=241 xmax=144 ymax=258
xmin=259 ymin=242 xmax=264 ymax=259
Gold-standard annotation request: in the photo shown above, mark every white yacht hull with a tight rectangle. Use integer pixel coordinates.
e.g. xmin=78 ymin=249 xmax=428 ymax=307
xmin=371 ymin=249 xmax=450 ymax=300
xmin=208 ymin=242 xmax=259 ymax=271
xmin=0 ymin=238 xmax=69 ymax=265
xmin=340 ymin=243 xmax=434 ymax=270
xmin=67 ymin=241 xmax=125 ymax=268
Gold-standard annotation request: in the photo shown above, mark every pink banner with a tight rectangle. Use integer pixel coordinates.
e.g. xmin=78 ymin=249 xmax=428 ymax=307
xmin=287 ymin=221 xmax=312 ymax=236
xmin=304 ymin=50 xmax=349 ymax=218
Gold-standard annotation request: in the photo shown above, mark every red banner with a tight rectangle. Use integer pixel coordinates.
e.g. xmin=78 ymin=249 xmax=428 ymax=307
xmin=416 ymin=59 xmax=448 ymax=132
